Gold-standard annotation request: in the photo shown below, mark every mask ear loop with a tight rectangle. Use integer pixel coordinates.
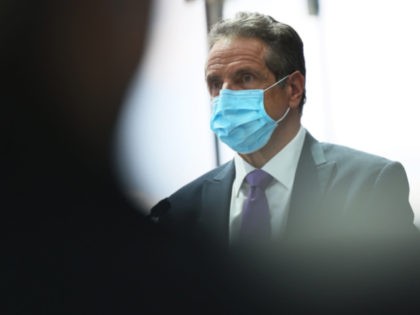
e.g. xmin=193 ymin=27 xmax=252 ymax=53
xmin=263 ymin=75 xmax=289 ymax=92
xmin=275 ymin=107 xmax=290 ymax=123
xmin=263 ymin=75 xmax=291 ymax=124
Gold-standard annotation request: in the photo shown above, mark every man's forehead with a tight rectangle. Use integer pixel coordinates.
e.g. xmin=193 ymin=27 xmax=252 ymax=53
xmin=205 ymin=37 xmax=268 ymax=73
xmin=209 ymin=36 xmax=236 ymax=50
xmin=208 ymin=36 xmax=267 ymax=57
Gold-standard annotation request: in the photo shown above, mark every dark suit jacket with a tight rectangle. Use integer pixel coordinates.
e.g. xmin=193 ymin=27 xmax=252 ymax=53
xmin=151 ymin=132 xmax=420 ymax=248
xmin=150 ymin=132 xmax=420 ymax=313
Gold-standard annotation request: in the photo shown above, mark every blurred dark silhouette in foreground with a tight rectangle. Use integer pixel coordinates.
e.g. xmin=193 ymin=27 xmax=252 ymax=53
xmin=1 ymin=1 xmax=222 ymax=313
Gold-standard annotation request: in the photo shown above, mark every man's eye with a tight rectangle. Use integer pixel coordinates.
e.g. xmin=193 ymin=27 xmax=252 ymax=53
xmin=241 ymin=74 xmax=254 ymax=84
xmin=209 ymin=81 xmax=222 ymax=91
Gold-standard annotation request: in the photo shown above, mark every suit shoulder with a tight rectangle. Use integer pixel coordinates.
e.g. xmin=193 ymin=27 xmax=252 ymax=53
xmin=170 ymin=160 xmax=234 ymax=199
xmin=320 ymin=141 xmax=397 ymax=167
xmin=149 ymin=161 xmax=234 ymax=224
xmin=316 ymin=141 xmax=410 ymax=182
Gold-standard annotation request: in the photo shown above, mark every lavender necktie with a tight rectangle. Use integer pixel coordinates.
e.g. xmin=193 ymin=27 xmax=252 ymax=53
xmin=239 ymin=169 xmax=273 ymax=242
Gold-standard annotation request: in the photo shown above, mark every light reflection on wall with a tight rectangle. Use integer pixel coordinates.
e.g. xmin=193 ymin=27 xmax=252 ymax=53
xmin=116 ymin=0 xmax=213 ymax=209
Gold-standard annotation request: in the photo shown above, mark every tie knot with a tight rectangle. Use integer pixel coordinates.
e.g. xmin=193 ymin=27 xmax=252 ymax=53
xmin=245 ymin=169 xmax=272 ymax=189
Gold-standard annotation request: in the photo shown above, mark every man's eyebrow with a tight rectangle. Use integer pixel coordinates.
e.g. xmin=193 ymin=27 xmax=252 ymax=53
xmin=205 ymin=73 xmax=220 ymax=82
xmin=233 ymin=67 xmax=260 ymax=76
xmin=205 ymin=67 xmax=264 ymax=83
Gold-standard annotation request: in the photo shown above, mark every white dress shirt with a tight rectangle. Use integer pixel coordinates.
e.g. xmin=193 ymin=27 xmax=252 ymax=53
xmin=229 ymin=126 xmax=306 ymax=243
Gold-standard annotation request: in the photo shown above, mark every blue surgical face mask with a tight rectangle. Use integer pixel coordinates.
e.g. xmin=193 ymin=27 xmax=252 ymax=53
xmin=210 ymin=75 xmax=290 ymax=154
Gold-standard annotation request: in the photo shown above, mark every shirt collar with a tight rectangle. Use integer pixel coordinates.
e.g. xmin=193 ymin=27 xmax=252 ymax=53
xmin=233 ymin=126 xmax=306 ymax=196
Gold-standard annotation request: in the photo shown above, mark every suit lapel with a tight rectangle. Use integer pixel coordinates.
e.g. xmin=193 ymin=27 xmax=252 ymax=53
xmin=199 ymin=161 xmax=235 ymax=247
xmin=198 ymin=133 xmax=337 ymax=244
xmin=286 ymin=132 xmax=336 ymax=238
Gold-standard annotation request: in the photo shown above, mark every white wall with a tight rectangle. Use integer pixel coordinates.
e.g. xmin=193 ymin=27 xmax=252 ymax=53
xmin=319 ymin=0 xmax=420 ymax=226
xmin=117 ymin=0 xmax=420 ymax=226
xmin=116 ymin=0 xmax=214 ymax=210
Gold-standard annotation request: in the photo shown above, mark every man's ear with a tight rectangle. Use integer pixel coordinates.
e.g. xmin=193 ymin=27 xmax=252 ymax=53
xmin=287 ymin=71 xmax=305 ymax=110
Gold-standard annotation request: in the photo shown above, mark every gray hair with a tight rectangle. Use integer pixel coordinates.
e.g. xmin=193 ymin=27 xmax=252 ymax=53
xmin=208 ymin=12 xmax=306 ymax=110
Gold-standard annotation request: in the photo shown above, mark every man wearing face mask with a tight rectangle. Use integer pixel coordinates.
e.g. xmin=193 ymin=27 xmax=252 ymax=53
xmin=151 ymin=12 xmax=420 ymax=272
xmin=152 ymin=10 xmax=419 ymax=244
